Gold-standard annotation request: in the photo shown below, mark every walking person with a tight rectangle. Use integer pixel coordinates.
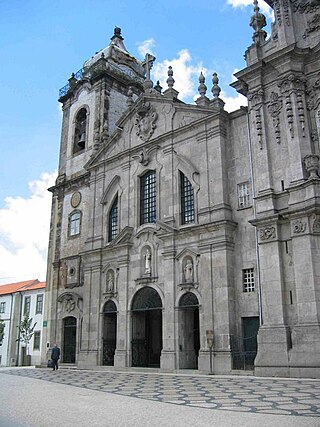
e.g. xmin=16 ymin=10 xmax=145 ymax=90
xmin=51 ymin=344 xmax=61 ymax=371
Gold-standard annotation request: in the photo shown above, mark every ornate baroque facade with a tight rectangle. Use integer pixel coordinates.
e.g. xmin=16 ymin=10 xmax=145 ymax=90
xmin=43 ymin=1 xmax=320 ymax=377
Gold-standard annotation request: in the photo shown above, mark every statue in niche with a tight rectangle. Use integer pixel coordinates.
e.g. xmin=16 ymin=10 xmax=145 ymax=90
xmin=106 ymin=271 xmax=115 ymax=293
xmin=144 ymin=249 xmax=151 ymax=275
xmin=184 ymin=260 xmax=194 ymax=283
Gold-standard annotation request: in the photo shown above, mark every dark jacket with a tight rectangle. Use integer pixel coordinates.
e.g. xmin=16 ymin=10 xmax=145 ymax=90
xmin=51 ymin=346 xmax=60 ymax=360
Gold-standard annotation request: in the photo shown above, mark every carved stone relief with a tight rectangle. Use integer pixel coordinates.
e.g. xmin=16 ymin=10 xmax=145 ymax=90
xmin=57 ymin=292 xmax=83 ymax=314
xmin=303 ymin=13 xmax=320 ymax=38
xmin=290 ymin=0 xmax=320 ymax=14
xmin=259 ymin=225 xmax=276 ymax=240
xmin=135 ymin=102 xmax=158 ymax=141
xmin=311 ymin=213 xmax=320 ymax=233
xmin=304 ymin=154 xmax=320 ymax=177
xmin=71 ymin=191 xmax=81 ymax=208
xmin=248 ymin=89 xmax=264 ymax=149
xmin=292 ymin=219 xmax=307 ymax=233
xmin=267 ymin=92 xmax=283 ymax=143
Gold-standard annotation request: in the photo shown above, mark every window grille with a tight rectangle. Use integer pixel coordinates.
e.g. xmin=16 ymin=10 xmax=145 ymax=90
xmin=69 ymin=211 xmax=81 ymax=236
xmin=140 ymin=171 xmax=156 ymax=225
xmin=108 ymin=196 xmax=118 ymax=242
xmin=243 ymin=268 xmax=255 ymax=292
xmin=180 ymin=172 xmax=195 ymax=224
xmin=237 ymin=182 xmax=250 ymax=208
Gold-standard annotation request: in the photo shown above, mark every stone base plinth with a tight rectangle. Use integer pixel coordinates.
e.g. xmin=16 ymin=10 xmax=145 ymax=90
xmin=160 ymin=350 xmax=176 ymax=370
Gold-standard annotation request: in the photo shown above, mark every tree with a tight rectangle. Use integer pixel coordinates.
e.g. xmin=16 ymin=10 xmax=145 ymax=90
xmin=16 ymin=314 xmax=37 ymax=356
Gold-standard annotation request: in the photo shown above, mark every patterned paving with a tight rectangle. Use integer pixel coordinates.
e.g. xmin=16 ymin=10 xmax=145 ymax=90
xmin=2 ymin=368 xmax=320 ymax=417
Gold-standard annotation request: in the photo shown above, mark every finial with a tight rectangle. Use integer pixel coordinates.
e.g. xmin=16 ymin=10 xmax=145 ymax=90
xmin=167 ymin=66 xmax=175 ymax=89
xmin=154 ymin=81 xmax=162 ymax=93
xmin=198 ymin=72 xmax=207 ymax=97
xmin=250 ymin=0 xmax=267 ymax=44
xmin=211 ymin=72 xmax=221 ymax=99
xmin=127 ymin=86 xmax=134 ymax=107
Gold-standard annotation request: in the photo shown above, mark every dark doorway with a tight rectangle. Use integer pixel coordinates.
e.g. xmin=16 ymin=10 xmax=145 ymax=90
xmin=242 ymin=316 xmax=260 ymax=369
xmin=131 ymin=287 xmax=162 ymax=368
xmin=102 ymin=300 xmax=117 ymax=366
xmin=178 ymin=292 xmax=200 ymax=369
xmin=63 ymin=316 xmax=76 ymax=363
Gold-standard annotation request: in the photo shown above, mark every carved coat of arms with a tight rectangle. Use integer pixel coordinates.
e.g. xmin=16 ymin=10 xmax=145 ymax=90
xmin=135 ymin=102 xmax=157 ymax=141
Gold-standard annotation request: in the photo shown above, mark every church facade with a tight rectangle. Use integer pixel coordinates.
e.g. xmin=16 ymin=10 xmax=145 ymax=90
xmin=42 ymin=0 xmax=320 ymax=378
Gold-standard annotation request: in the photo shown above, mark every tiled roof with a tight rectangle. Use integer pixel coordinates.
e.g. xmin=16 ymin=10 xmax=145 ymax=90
xmin=0 ymin=279 xmax=46 ymax=296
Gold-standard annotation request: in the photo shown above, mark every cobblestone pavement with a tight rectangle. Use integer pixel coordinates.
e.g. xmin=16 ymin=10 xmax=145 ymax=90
xmin=3 ymin=368 xmax=320 ymax=418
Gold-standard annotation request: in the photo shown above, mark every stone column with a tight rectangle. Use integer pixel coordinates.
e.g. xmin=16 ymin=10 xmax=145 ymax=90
xmin=160 ymin=247 xmax=176 ymax=370
xmin=289 ymin=214 xmax=320 ymax=378
xmin=114 ymin=259 xmax=129 ymax=368
xmin=254 ymin=221 xmax=290 ymax=377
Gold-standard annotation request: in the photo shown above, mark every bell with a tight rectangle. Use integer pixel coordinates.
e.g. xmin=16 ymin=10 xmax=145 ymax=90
xmin=78 ymin=133 xmax=85 ymax=149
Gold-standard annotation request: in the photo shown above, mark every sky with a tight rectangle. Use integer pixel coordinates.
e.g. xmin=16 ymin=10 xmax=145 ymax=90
xmin=0 ymin=0 xmax=273 ymax=285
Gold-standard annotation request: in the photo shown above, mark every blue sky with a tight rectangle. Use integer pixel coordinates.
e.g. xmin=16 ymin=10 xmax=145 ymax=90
xmin=0 ymin=0 xmax=272 ymax=284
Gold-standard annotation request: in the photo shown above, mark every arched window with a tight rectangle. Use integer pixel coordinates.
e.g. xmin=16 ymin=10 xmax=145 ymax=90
xmin=140 ymin=170 xmax=156 ymax=225
xmin=108 ymin=195 xmax=118 ymax=242
xmin=73 ymin=108 xmax=87 ymax=154
xmin=180 ymin=171 xmax=194 ymax=224
xmin=69 ymin=211 xmax=81 ymax=237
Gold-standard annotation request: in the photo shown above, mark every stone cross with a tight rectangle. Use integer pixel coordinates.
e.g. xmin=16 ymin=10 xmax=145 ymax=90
xmin=142 ymin=53 xmax=156 ymax=80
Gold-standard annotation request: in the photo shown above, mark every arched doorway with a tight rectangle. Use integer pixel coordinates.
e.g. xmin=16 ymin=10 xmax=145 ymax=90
xmin=178 ymin=292 xmax=200 ymax=369
xmin=131 ymin=287 xmax=162 ymax=368
xmin=102 ymin=300 xmax=117 ymax=366
xmin=63 ymin=316 xmax=77 ymax=363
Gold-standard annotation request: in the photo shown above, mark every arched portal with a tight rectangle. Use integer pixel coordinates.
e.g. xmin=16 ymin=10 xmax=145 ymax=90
xmin=102 ymin=300 xmax=117 ymax=366
xmin=131 ymin=287 xmax=162 ymax=368
xmin=178 ymin=292 xmax=200 ymax=369
xmin=63 ymin=316 xmax=77 ymax=363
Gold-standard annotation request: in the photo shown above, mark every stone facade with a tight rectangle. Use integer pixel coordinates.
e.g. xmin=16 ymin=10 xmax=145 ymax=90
xmin=43 ymin=2 xmax=320 ymax=378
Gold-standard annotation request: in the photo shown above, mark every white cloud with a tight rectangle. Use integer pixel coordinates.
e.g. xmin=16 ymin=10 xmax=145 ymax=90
xmin=227 ymin=0 xmax=273 ymax=18
xmin=153 ymin=49 xmax=206 ymax=101
xmin=137 ymin=38 xmax=156 ymax=58
xmin=223 ymin=68 xmax=248 ymax=112
xmin=0 ymin=171 xmax=56 ymax=285
xmin=222 ymin=91 xmax=247 ymax=112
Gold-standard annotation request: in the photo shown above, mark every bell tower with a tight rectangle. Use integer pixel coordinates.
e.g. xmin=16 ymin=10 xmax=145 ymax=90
xmin=233 ymin=0 xmax=320 ymax=377
xmin=57 ymin=27 xmax=144 ymax=179
xmin=44 ymin=28 xmax=145 ymax=358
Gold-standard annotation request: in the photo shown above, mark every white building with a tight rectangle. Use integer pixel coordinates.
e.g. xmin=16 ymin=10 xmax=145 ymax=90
xmin=0 ymin=280 xmax=46 ymax=366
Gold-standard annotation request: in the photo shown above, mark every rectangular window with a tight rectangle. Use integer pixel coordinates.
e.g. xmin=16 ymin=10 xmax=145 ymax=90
xmin=69 ymin=211 xmax=81 ymax=236
xmin=237 ymin=182 xmax=250 ymax=209
xmin=35 ymin=294 xmax=43 ymax=314
xmin=24 ymin=296 xmax=31 ymax=316
xmin=140 ymin=171 xmax=156 ymax=224
xmin=180 ymin=172 xmax=195 ymax=224
xmin=0 ymin=302 xmax=5 ymax=314
xmin=243 ymin=268 xmax=255 ymax=292
xmin=33 ymin=331 xmax=41 ymax=350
